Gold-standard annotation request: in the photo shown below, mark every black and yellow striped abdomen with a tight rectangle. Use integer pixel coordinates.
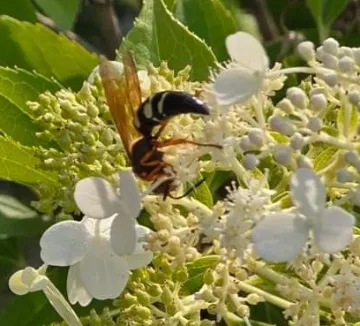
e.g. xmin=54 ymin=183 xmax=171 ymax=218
xmin=134 ymin=91 xmax=210 ymax=137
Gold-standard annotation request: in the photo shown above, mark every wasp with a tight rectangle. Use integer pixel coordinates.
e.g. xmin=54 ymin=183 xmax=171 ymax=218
xmin=99 ymin=50 xmax=221 ymax=199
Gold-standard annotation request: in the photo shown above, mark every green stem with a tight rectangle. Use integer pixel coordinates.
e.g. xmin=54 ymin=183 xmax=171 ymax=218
xmin=44 ymin=281 xmax=82 ymax=326
xmin=237 ymin=280 xmax=292 ymax=309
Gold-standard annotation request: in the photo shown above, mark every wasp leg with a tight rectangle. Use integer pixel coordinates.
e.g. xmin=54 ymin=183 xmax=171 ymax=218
xmin=154 ymin=138 xmax=222 ymax=149
xmin=141 ymin=164 xmax=168 ymax=181
xmin=139 ymin=150 xmax=173 ymax=169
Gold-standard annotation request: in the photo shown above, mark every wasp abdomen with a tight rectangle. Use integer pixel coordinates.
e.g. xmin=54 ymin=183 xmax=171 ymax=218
xmin=135 ymin=91 xmax=210 ymax=137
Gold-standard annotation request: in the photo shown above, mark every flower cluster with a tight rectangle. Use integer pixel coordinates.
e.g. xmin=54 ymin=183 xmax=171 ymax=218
xmin=10 ymin=31 xmax=360 ymax=326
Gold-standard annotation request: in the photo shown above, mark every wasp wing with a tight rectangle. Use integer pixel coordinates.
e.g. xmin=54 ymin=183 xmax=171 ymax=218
xmin=99 ymin=51 xmax=142 ymax=158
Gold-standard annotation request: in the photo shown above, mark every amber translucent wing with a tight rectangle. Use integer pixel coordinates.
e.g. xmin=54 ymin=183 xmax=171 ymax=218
xmin=99 ymin=51 xmax=142 ymax=158
xmin=122 ymin=50 xmax=142 ymax=115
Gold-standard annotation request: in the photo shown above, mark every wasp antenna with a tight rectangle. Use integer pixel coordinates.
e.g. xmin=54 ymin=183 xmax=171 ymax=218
xmin=169 ymin=178 xmax=207 ymax=200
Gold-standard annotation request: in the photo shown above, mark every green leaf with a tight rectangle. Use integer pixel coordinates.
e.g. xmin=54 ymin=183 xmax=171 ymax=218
xmin=0 ymin=94 xmax=48 ymax=147
xmin=0 ymin=195 xmax=36 ymax=219
xmin=0 ymin=67 xmax=61 ymax=118
xmin=269 ymin=132 xmax=288 ymax=144
xmin=0 ymin=0 xmax=37 ymax=23
xmin=323 ymin=0 xmax=349 ymax=27
xmin=0 ymin=238 xmax=22 ymax=292
xmin=0 ymin=67 xmax=61 ymax=147
xmin=187 ymin=174 xmax=213 ymax=208
xmin=0 ymin=216 xmax=50 ymax=238
xmin=122 ymin=0 xmax=217 ymax=81
xmin=181 ymin=255 xmax=219 ymax=295
xmin=35 ymin=0 xmax=81 ymax=31
xmin=0 ymin=136 xmax=57 ymax=185
xmin=337 ymin=104 xmax=358 ymax=140
xmin=312 ymin=146 xmax=338 ymax=172
xmin=0 ymin=191 xmax=50 ymax=238
xmin=175 ymin=0 xmax=237 ymax=61
xmin=306 ymin=0 xmax=348 ymax=40
xmin=306 ymin=0 xmax=323 ymax=23
xmin=205 ymin=170 xmax=229 ymax=192
xmin=0 ymin=16 xmax=99 ymax=89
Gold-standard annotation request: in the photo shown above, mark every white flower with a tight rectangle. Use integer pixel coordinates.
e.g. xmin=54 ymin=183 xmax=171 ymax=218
xmin=201 ymin=176 xmax=274 ymax=258
xmin=213 ymin=32 xmax=269 ymax=106
xmin=9 ymin=266 xmax=82 ymax=326
xmin=331 ymin=262 xmax=360 ymax=316
xmin=40 ymin=171 xmax=153 ymax=305
xmin=252 ymin=168 xmax=354 ymax=262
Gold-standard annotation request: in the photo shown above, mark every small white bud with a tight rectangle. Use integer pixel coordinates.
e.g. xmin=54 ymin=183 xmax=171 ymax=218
xmin=297 ymin=41 xmax=315 ymax=61
xmin=345 ymin=151 xmax=360 ymax=170
xmin=243 ymin=154 xmax=259 ymax=170
xmin=322 ymin=54 xmax=338 ymax=70
xmin=290 ymin=133 xmax=305 ymax=150
xmin=338 ymin=46 xmax=353 ymax=58
xmin=352 ymin=48 xmax=360 ymax=65
xmin=348 ymin=90 xmax=360 ymax=105
xmin=307 ymin=117 xmax=322 ymax=132
xmin=322 ymin=38 xmax=339 ymax=55
xmin=337 ymin=169 xmax=353 ymax=183
xmin=296 ymin=155 xmax=313 ymax=169
xmin=269 ymin=116 xmax=295 ymax=136
xmin=309 ymin=88 xmax=325 ymax=97
xmin=338 ymin=56 xmax=355 ymax=73
xmin=239 ymin=136 xmax=252 ymax=151
xmin=316 ymin=46 xmax=325 ymax=61
xmin=269 ymin=115 xmax=283 ymax=131
xmin=277 ymin=98 xmax=294 ymax=114
xmin=286 ymin=87 xmax=307 ymax=109
xmin=310 ymin=93 xmax=327 ymax=110
xmin=274 ymin=147 xmax=292 ymax=166
xmin=318 ymin=72 xmax=338 ymax=87
xmin=248 ymin=129 xmax=264 ymax=147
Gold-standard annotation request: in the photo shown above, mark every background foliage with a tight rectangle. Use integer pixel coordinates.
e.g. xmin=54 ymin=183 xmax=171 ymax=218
xmin=0 ymin=0 xmax=357 ymax=325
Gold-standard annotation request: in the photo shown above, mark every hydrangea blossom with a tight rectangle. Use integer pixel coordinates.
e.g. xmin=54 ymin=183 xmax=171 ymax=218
xmin=213 ymin=32 xmax=269 ymax=106
xmin=40 ymin=171 xmax=153 ymax=305
xmin=252 ymin=168 xmax=354 ymax=262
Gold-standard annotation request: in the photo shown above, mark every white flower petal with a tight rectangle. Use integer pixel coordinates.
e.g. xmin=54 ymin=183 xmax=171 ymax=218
xmin=118 ymin=171 xmax=141 ymax=218
xmin=67 ymin=264 xmax=92 ymax=306
xmin=135 ymin=224 xmax=152 ymax=239
xmin=252 ymin=213 xmax=308 ymax=262
xmin=110 ymin=214 xmax=137 ymax=256
xmin=79 ymin=239 xmax=129 ymax=300
xmin=314 ymin=206 xmax=354 ymax=253
xmin=82 ymin=215 xmax=116 ymax=239
xmin=40 ymin=221 xmax=89 ymax=266
xmin=74 ymin=177 xmax=123 ymax=219
xmin=126 ymin=251 xmax=153 ymax=270
xmin=214 ymin=68 xmax=263 ymax=106
xmin=290 ymin=168 xmax=325 ymax=218
xmin=9 ymin=270 xmax=29 ymax=295
xmin=226 ymin=32 xmax=269 ymax=71
xmin=124 ymin=225 xmax=153 ymax=269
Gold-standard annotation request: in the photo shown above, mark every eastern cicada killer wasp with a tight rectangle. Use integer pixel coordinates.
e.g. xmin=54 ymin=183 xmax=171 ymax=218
xmin=99 ymin=50 xmax=221 ymax=199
